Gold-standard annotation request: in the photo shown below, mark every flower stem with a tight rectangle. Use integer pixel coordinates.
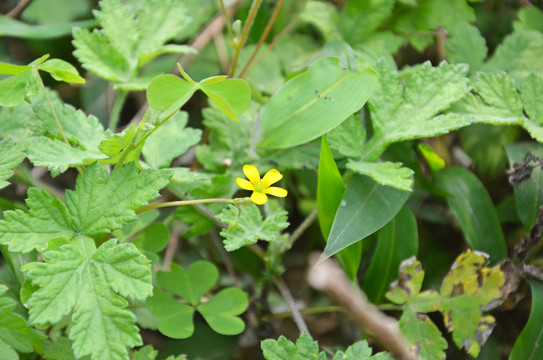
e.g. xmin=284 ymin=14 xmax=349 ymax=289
xmin=228 ymin=0 xmax=263 ymax=77
xmin=136 ymin=198 xmax=250 ymax=215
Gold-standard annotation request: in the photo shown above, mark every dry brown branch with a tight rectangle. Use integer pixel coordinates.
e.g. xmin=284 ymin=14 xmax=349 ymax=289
xmin=6 ymin=0 xmax=33 ymax=19
xmin=307 ymin=253 xmax=417 ymax=360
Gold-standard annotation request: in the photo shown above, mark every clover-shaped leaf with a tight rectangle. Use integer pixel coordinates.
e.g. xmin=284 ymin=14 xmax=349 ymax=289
xmin=147 ymin=261 xmax=248 ymax=338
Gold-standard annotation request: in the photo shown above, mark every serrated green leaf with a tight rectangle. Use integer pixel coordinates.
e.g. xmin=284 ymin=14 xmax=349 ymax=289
xmin=435 ymin=167 xmax=507 ymax=264
xmin=23 ymin=236 xmax=151 ymax=360
xmin=509 ymin=280 xmax=543 ymax=360
xmin=142 ymin=111 xmax=202 ymax=168
xmin=364 ymin=60 xmax=471 ymax=160
xmin=398 ymin=312 xmax=447 ymax=360
xmin=332 ymin=340 xmax=373 ymax=360
xmin=157 ymin=262 xmax=218 ymax=306
xmin=520 ymin=73 xmax=543 ymax=126
xmin=513 ymin=7 xmax=543 ymax=32
xmin=0 ymin=70 xmax=33 ymax=107
xmin=324 ymin=175 xmax=410 ymax=259
xmin=346 ymin=161 xmax=414 ymax=191
xmin=132 ymin=345 xmax=158 ymax=360
xmin=198 ymin=287 xmax=248 ymax=335
xmin=364 ymin=207 xmax=418 ymax=304
xmin=146 ymin=287 xmax=195 ymax=339
xmin=326 ymin=115 xmax=365 ymax=159
xmin=445 ymin=22 xmax=487 ymax=73
xmin=0 ymin=96 xmax=42 ymax=141
xmin=339 ymin=0 xmax=394 ymax=44
xmin=0 ymin=139 xmax=25 ymax=190
xmin=261 ymin=333 xmax=327 ymax=360
xmin=217 ymin=201 xmax=289 ymax=251
xmin=42 ymin=337 xmax=82 ymax=360
xmin=258 ymin=57 xmax=378 ymax=149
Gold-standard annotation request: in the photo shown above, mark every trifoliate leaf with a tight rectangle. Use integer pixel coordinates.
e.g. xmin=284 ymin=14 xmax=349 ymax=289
xmin=346 ymin=161 xmax=414 ymax=191
xmin=23 ymin=236 xmax=151 ymax=360
xmin=0 ymin=139 xmax=25 ymax=189
xmin=326 ymin=115 xmax=365 ymax=159
xmin=218 ymin=201 xmax=289 ymax=251
xmin=198 ymin=288 xmax=248 ymax=335
xmin=38 ymin=59 xmax=85 ymax=83
xmin=146 ymin=287 xmax=195 ymax=339
xmin=484 ymin=30 xmax=543 ymax=81
xmin=0 ymin=285 xmax=46 ymax=360
xmin=261 ymin=332 xmax=327 ymax=360
xmin=445 ymin=22 xmax=487 ymax=74
xmin=0 ymin=163 xmax=171 ymax=252
xmin=199 ymin=78 xmax=251 ymax=122
xmin=142 ymin=111 xmax=202 ymax=168
xmin=438 ymin=250 xmax=505 ymax=357
xmin=365 ymin=60 xmax=471 ymax=160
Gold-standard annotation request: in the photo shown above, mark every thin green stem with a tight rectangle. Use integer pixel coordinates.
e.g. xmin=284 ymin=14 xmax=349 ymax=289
xmin=136 ymin=198 xmax=248 ymax=215
xmin=238 ymin=0 xmax=284 ymax=78
xmin=219 ymin=0 xmax=234 ymax=42
xmin=41 ymin=80 xmax=69 ymax=145
xmin=228 ymin=0 xmax=263 ymax=77
xmin=108 ymin=90 xmax=127 ymax=131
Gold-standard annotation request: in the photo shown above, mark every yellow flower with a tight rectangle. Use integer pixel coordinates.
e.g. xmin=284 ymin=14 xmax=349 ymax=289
xmin=236 ymin=165 xmax=288 ymax=205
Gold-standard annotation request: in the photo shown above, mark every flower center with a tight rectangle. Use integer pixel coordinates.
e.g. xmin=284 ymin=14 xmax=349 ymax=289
xmin=253 ymin=180 xmax=267 ymax=193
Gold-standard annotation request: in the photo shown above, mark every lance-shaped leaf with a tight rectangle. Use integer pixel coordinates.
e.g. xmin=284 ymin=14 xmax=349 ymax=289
xmin=23 ymin=236 xmax=152 ymax=360
xmin=0 ymin=15 xmax=95 ymax=39
xmin=509 ymin=280 xmax=543 ymax=360
xmin=0 ymin=163 xmax=171 ymax=253
xmin=346 ymin=160 xmax=414 ymax=191
xmin=364 ymin=60 xmax=471 ymax=161
xmin=324 ymin=175 xmax=410 ymax=259
xmin=0 ymin=139 xmax=25 ymax=190
xmin=258 ymin=57 xmax=377 ymax=149
xmin=435 ymin=167 xmax=507 ymax=264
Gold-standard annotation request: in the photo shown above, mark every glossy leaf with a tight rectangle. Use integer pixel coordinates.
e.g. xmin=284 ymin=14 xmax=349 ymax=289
xmin=258 ymin=57 xmax=377 ymax=149
xmin=146 ymin=74 xmax=197 ymax=114
xmin=324 ymin=174 xmax=410 ymax=259
xmin=364 ymin=207 xmax=418 ymax=304
xmin=146 ymin=288 xmax=195 ymax=339
xmin=317 ymin=136 xmax=361 ymax=279
xmin=199 ymin=79 xmax=251 ymax=122
xmin=509 ymin=280 xmax=543 ymax=360
xmin=38 ymin=59 xmax=85 ymax=84
xmin=435 ymin=167 xmax=507 ymax=264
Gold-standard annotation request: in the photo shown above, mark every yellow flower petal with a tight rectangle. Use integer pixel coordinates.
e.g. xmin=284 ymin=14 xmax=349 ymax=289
xmin=236 ymin=178 xmax=254 ymax=191
xmin=265 ymin=186 xmax=287 ymax=198
xmin=243 ymin=165 xmax=260 ymax=184
xmin=251 ymin=191 xmax=268 ymax=205
xmin=261 ymin=169 xmax=283 ymax=188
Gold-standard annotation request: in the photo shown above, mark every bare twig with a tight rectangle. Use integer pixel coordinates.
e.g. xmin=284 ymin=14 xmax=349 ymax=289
xmin=228 ymin=0 xmax=263 ymax=77
xmin=163 ymin=224 xmax=181 ymax=271
xmin=274 ymin=276 xmax=310 ymax=335
xmin=6 ymin=0 xmax=33 ymax=19
xmin=307 ymin=253 xmax=417 ymax=360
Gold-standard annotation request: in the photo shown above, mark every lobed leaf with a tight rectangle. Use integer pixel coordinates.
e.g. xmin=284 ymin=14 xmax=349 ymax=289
xmin=0 ymin=139 xmax=25 ymax=190
xmin=346 ymin=161 xmax=414 ymax=191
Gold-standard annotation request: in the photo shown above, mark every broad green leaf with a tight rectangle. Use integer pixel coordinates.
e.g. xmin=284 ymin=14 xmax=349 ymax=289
xmin=25 ymin=137 xmax=107 ymax=177
xmin=364 ymin=60 xmax=471 ymax=161
xmin=217 ymin=201 xmax=289 ymax=251
xmin=132 ymin=223 xmax=169 ymax=264
xmin=0 ymin=139 xmax=25 ymax=189
xmin=0 ymin=99 xmax=42 ymax=141
xmin=0 ymin=70 xmax=33 ymax=107
xmin=505 ymin=143 xmax=543 ymax=230
xmin=258 ymin=57 xmax=378 ymax=149
xmin=339 ymin=0 xmax=394 ymax=44
xmin=398 ymin=312 xmax=447 ymax=360
xmin=509 ymin=280 xmax=543 ymax=360
xmin=38 ymin=59 xmax=85 ymax=83
xmin=513 ymin=7 xmax=543 ymax=32
xmin=346 ymin=161 xmax=414 ymax=191
xmin=198 ymin=288 xmax=248 ymax=335
xmin=435 ymin=167 xmax=507 ymax=263
xmin=326 ymin=115 xmax=365 ymax=159
xmin=520 ymin=73 xmax=543 ymax=126
xmin=364 ymin=207 xmax=418 ymax=304
xmin=42 ymin=337 xmax=82 ymax=360
xmin=445 ymin=22 xmax=487 ymax=73
xmin=156 ymin=262 xmax=218 ymax=306
xmin=0 ymin=15 xmax=95 ymax=39
xmin=146 ymin=288 xmax=195 ymax=339
xmin=261 ymin=333 xmax=327 ymax=360
xmin=23 ymin=236 xmax=151 ymax=360
xmin=200 ymin=79 xmax=251 ymax=122
xmin=438 ymin=250 xmax=505 ymax=357
xmin=146 ymin=74 xmax=197 ymax=114
xmin=484 ymin=30 xmax=543 ymax=81
xmin=324 ymin=175 xmax=410 ymax=259
xmin=0 ymin=163 xmax=171 ymax=253
xmin=142 ymin=111 xmax=202 ymax=168
xmin=317 ymin=136 xmax=361 ymax=279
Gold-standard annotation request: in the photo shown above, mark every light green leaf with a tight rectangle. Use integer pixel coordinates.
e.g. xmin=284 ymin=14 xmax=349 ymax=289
xmin=324 ymin=175 xmax=410 ymax=259
xmin=23 ymin=236 xmax=151 ymax=360
xmin=132 ymin=223 xmax=169 ymax=263
xmin=0 ymin=62 xmax=30 ymax=75
xmin=0 ymin=70 xmax=33 ymax=107
xmin=200 ymin=78 xmax=251 ymax=122
xmin=156 ymin=262 xmax=218 ymax=306
xmin=261 ymin=333 xmax=327 ymax=360
xmin=445 ymin=22 xmax=487 ymax=73
xmin=364 ymin=207 xmax=418 ymax=304
xmin=42 ymin=337 xmax=82 ymax=360
xmin=520 ymin=73 xmax=543 ymax=126
xmin=146 ymin=288 xmax=195 ymax=339
xmin=398 ymin=312 xmax=447 ymax=360
xmin=332 ymin=340 xmax=372 ymax=360
xmin=22 ymin=0 xmax=91 ymax=24
xmin=0 ymin=15 xmax=95 ymax=39
xmin=146 ymin=74 xmax=197 ymax=114
xmin=435 ymin=167 xmax=507 ymax=264
xmin=38 ymin=59 xmax=85 ymax=83
xmin=509 ymin=280 xmax=543 ymax=360
xmin=339 ymin=0 xmax=394 ymax=44
xmin=142 ymin=111 xmax=202 ymax=168
xmin=258 ymin=57 xmax=378 ymax=149
xmin=365 ymin=60 xmax=471 ymax=160
xmin=417 ymin=143 xmax=446 ymax=174
xmin=132 ymin=345 xmax=158 ymax=360
xmin=198 ymin=288 xmax=248 ymax=335
xmin=0 ymin=139 xmax=25 ymax=189
xmin=217 ymin=201 xmax=289 ymax=251
xmin=300 ymin=1 xmax=341 ymax=42
xmin=346 ymin=161 xmax=414 ymax=191
xmin=98 ymin=124 xmax=142 ymax=165
xmin=0 ymin=99 xmax=42 ymax=141
xmin=513 ymin=7 xmax=543 ymax=32
xmin=139 ymin=44 xmax=196 ymax=67
xmin=484 ymin=30 xmax=543 ymax=81
xmin=326 ymin=115 xmax=365 ymax=159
